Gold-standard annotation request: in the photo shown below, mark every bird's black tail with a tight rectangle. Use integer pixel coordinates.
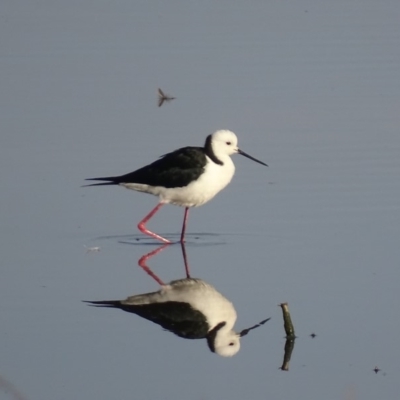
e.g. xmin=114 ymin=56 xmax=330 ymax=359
xmin=83 ymin=177 xmax=120 ymax=187
xmin=83 ymin=300 xmax=121 ymax=308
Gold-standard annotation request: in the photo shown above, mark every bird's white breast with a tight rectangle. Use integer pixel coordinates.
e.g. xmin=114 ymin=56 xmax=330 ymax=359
xmin=122 ymin=156 xmax=235 ymax=207
xmin=161 ymin=156 xmax=235 ymax=207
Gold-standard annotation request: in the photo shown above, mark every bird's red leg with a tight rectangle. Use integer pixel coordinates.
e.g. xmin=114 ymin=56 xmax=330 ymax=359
xmin=137 ymin=203 xmax=171 ymax=244
xmin=138 ymin=244 xmax=169 ymax=286
xmin=180 ymin=207 xmax=189 ymax=243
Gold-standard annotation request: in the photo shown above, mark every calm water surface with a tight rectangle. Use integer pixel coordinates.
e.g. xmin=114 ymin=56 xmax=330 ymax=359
xmin=1 ymin=1 xmax=400 ymax=399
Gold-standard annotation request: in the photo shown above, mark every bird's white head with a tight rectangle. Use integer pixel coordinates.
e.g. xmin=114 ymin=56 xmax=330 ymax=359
xmin=210 ymin=130 xmax=239 ymax=158
xmin=208 ymin=130 xmax=268 ymax=167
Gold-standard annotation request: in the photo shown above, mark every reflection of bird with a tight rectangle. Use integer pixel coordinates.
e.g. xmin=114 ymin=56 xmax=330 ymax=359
xmin=85 ymin=278 xmax=269 ymax=357
xmin=84 ymin=130 xmax=267 ymax=243
xmin=157 ymin=88 xmax=175 ymax=107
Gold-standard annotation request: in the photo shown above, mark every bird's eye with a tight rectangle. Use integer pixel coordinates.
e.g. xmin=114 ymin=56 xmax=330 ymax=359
xmin=226 ymin=141 xmax=232 ymax=145
xmin=229 ymin=342 xmax=235 ymax=346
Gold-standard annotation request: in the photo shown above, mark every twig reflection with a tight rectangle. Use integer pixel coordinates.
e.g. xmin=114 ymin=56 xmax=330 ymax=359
xmin=279 ymin=302 xmax=296 ymax=371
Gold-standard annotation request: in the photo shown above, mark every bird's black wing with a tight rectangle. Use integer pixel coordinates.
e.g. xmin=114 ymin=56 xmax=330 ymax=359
xmin=85 ymin=147 xmax=207 ymax=188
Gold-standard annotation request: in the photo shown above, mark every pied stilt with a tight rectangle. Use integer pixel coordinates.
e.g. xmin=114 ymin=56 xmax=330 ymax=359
xmin=85 ymin=130 xmax=267 ymax=243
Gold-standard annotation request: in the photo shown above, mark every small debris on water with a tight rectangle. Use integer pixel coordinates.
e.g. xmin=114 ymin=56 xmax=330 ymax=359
xmin=84 ymin=245 xmax=101 ymax=253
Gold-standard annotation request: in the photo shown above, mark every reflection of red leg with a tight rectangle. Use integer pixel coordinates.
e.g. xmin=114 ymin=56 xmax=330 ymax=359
xmin=137 ymin=203 xmax=171 ymax=243
xmin=180 ymin=207 xmax=189 ymax=243
xmin=180 ymin=242 xmax=191 ymax=278
xmin=138 ymin=244 xmax=170 ymax=286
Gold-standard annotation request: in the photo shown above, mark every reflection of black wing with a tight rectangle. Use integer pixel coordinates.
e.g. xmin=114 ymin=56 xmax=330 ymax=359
xmin=85 ymin=146 xmax=206 ymax=188
xmin=127 ymin=302 xmax=209 ymax=339
xmin=87 ymin=300 xmax=209 ymax=339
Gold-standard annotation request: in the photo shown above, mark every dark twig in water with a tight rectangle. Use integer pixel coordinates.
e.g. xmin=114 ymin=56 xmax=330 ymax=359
xmin=279 ymin=302 xmax=296 ymax=338
xmin=278 ymin=303 xmax=297 ymax=371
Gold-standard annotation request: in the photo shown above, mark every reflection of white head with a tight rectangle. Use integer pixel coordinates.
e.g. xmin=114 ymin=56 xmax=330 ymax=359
xmin=214 ymin=331 xmax=241 ymax=357
xmin=207 ymin=317 xmax=271 ymax=357
xmin=207 ymin=322 xmax=241 ymax=357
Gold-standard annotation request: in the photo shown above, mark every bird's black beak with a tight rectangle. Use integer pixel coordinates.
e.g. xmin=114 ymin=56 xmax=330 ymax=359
xmin=238 ymin=149 xmax=268 ymax=167
xmin=239 ymin=317 xmax=271 ymax=337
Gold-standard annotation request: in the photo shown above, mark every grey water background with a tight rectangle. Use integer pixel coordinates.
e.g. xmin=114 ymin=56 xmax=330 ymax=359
xmin=1 ymin=1 xmax=400 ymax=399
